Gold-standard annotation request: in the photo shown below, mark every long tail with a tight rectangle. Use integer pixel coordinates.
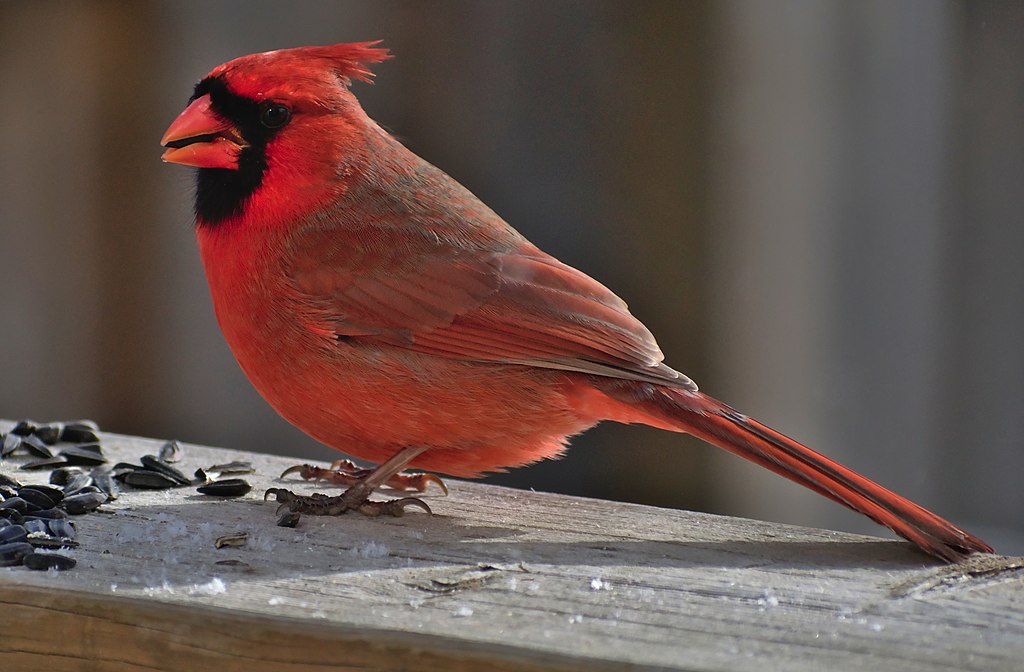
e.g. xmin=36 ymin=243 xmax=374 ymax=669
xmin=608 ymin=384 xmax=993 ymax=562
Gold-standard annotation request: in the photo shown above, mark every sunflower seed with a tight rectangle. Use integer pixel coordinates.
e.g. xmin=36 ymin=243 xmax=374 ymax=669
xmin=60 ymin=472 xmax=94 ymax=496
xmin=60 ymin=422 xmax=100 ymax=443
xmin=33 ymin=423 xmax=63 ymax=445
xmin=23 ymin=552 xmax=76 ymax=571
xmin=59 ymin=445 xmax=107 ymax=466
xmin=197 ymin=478 xmax=252 ymax=497
xmin=23 ymin=508 xmax=68 ymax=520
xmin=0 ymin=473 xmax=21 ymax=489
xmin=0 ymin=524 xmax=27 ymax=544
xmin=21 ymin=435 xmax=54 ymax=459
xmin=17 ymin=488 xmax=58 ymax=511
xmin=49 ymin=466 xmax=86 ymax=486
xmin=62 ymin=491 xmax=107 ymax=514
xmin=140 ymin=455 xmax=191 ymax=486
xmin=23 ymin=519 xmax=49 ymax=536
xmin=0 ymin=497 xmax=28 ymax=514
xmin=22 ymin=456 xmax=68 ymax=470
xmin=120 ymin=469 xmax=179 ymax=489
xmin=46 ymin=518 xmax=76 ymax=540
xmin=11 ymin=420 xmax=38 ymax=436
xmin=0 ymin=541 xmax=34 ymax=566
xmin=19 ymin=484 xmax=65 ymax=506
xmin=91 ymin=469 xmax=119 ymax=500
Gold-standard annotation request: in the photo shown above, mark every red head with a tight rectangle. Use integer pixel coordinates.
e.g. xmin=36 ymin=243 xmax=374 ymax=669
xmin=161 ymin=42 xmax=390 ymax=228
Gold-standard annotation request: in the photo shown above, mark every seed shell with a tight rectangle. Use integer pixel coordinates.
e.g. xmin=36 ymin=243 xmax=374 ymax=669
xmin=158 ymin=440 xmax=183 ymax=463
xmin=2 ymin=433 xmax=22 ymax=457
xmin=277 ymin=510 xmax=300 ymax=528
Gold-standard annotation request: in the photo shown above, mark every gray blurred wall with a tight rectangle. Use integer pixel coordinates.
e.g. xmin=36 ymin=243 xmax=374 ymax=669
xmin=1 ymin=1 xmax=1021 ymax=552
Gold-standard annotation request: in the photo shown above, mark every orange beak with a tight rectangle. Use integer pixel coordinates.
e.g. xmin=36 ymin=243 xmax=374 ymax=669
xmin=160 ymin=94 xmax=248 ymax=169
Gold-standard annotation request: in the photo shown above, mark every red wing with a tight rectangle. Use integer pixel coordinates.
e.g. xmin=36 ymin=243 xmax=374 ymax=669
xmin=286 ymin=225 xmax=693 ymax=389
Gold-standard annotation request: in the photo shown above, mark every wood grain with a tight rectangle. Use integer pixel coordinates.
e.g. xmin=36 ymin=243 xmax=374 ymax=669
xmin=1 ymin=421 xmax=1021 ymax=671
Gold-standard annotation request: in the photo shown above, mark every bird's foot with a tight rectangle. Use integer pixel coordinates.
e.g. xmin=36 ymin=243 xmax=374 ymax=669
xmin=264 ymin=484 xmax=431 ymax=526
xmin=280 ymin=460 xmax=448 ymax=495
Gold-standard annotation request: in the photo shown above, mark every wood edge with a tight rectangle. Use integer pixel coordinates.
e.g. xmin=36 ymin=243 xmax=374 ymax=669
xmin=0 ymin=581 xmax=649 ymax=672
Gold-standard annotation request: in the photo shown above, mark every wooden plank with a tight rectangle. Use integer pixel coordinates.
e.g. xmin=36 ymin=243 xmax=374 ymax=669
xmin=1 ymin=420 xmax=1022 ymax=671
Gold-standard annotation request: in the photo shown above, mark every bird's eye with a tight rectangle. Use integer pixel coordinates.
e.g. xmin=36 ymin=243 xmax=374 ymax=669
xmin=259 ymin=102 xmax=291 ymax=129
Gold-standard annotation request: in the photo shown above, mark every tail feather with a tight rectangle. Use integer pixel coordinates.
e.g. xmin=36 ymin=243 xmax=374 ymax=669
xmin=620 ymin=386 xmax=993 ymax=563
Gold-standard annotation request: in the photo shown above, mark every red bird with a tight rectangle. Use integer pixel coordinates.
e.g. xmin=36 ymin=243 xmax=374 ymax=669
xmin=161 ymin=42 xmax=992 ymax=562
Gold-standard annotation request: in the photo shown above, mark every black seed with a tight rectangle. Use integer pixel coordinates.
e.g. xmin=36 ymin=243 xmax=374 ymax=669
xmin=65 ymin=484 xmax=103 ymax=497
xmin=50 ymin=466 xmax=87 ymax=486
xmin=0 ymin=508 xmax=23 ymax=523
xmin=21 ymin=435 xmax=54 ymax=458
xmin=68 ymin=443 xmax=103 ymax=456
xmin=207 ymin=461 xmax=255 ymax=475
xmin=33 ymin=423 xmax=63 ymax=445
xmin=111 ymin=463 xmax=139 ymax=478
xmin=62 ymin=491 xmax=107 ymax=514
xmin=23 ymin=508 xmax=68 ymax=520
xmin=140 ymin=455 xmax=191 ymax=485
xmin=158 ymin=440 xmax=183 ymax=463
xmin=2 ymin=433 xmax=22 ymax=457
xmin=17 ymin=488 xmax=57 ymax=511
xmin=60 ymin=423 xmax=100 ymax=443
xmin=23 ymin=552 xmax=76 ymax=571
xmin=21 ymin=456 xmax=69 ymax=470
xmin=11 ymin=420 xmax=38 ymax=436
xmin=121 ymin=469 xmax=179 ymax=489
xmin=59 ymin=445 xmax=107 ymax=466
xmin=19 ymin=484 xmax=65 ymax=506
xmin=0 ymin=472 xmax=21 ymax=488
xmin=47 ymin=518 xmax=76 ymax=540
xmin=23 ymin=519 xmax=48 ymax=536
xmin=65 ymin=419 xmax=99 ymax=432
xmin=91 ymin=469 xmax=119 ymax=500
xmin=0 ymin=497 xmax=28 ymax=513
xmin=197 ymin=478 xmax=252 ymax=497
xmin=0 ymin=541 xmax=34 ymax=566
xmin=60 ymin=472 xmax=94 ymax=495
xmin=277 ymin=510 xmax=300 ymax=527
xmin=0 ymin=524 xmax=28 ymax=544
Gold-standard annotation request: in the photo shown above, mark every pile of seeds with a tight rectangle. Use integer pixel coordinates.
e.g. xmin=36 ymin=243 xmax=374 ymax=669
xmin=1 ymin=420 xmax=256 ymax=571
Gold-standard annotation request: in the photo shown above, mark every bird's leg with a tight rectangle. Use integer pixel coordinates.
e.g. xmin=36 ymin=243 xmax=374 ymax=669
xmin=265 ymin=446 xmax=438 ymax=523
xmin=279 ymin=458 xmax=447 ymax=494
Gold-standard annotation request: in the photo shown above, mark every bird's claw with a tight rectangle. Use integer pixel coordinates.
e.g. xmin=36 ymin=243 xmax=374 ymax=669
xmin=278 ymin=460 xmax=447 ymax=495
xmin=263 ymin=487 xmax=431 ymax=519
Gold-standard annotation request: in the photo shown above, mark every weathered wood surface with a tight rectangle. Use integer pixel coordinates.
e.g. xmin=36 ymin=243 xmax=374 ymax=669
xmin=1 ymin=420 xmax=1022 ymax=672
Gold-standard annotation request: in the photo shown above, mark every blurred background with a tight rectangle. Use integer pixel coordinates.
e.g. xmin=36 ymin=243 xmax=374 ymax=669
xmin=1 ymin=1 xmax=1021 ymax=553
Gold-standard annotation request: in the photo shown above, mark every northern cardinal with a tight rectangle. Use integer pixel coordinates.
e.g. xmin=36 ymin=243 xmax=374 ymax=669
xmin=160 ymin=42 xmax=992 ymax=562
